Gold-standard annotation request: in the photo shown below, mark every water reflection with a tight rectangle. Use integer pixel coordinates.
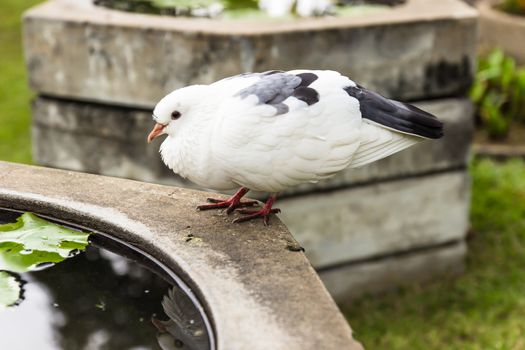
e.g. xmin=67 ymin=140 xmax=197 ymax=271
xmin=0 ymin=209 xmax=211 ymax=350
xmin=152 ymin=288 xmax=208 ymax=350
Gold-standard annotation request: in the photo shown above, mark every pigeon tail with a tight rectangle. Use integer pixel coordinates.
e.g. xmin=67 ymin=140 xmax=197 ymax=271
xmin=345 ymin=85 xmax=444 ymax=139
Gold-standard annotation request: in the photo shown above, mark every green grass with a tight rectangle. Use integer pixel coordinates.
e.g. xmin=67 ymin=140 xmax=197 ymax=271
xmin=345 ymin=158 xmax=525 ymax=350
xmin=0 ymin=0 xmax=42 ymax=164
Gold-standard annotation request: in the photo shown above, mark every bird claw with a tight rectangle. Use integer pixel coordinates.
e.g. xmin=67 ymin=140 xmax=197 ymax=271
xmin=197 ymin=198 xmax=258 ymax=214
xmin=233 ymin=208 xmax=281 ymax=225
xmin=206 ymin=198 xmax=224 ymax=204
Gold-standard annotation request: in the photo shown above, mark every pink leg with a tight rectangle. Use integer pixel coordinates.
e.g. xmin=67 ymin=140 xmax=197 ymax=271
xmin=196 ymin=187 xmax=258 ymax=214
xmin=234 ymin=194 xmax=281 ymax=226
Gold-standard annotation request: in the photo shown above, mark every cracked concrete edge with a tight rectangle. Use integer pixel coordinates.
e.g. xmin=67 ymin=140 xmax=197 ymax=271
xmin=0 ymin=161 xmax=363 ymax=350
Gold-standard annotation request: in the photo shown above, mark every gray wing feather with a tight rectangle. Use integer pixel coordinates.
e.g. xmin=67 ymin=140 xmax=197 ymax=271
xmin=236 ymin=72 xmax=302 ymax=115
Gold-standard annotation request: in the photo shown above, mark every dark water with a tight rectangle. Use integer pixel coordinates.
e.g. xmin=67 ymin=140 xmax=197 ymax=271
xmin=0 ymin=209 xmax=213 ymax=350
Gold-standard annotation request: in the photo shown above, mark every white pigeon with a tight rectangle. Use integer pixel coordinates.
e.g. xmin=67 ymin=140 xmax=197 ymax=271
xmin=148 ymin=70 xmax=443 ymax=225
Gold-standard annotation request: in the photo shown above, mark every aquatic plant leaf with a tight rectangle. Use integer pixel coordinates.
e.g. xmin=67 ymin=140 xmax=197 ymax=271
xmin=0 ymin=272 xmax=21 ymax=308
xmin=0 ymin=242 xmax=65 ymax=273
xmin=0 ymin=213 xmax=90 ymax=273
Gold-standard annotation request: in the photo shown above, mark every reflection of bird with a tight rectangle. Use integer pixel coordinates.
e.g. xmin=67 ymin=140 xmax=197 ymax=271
xmin=148 ymin=70 xmax=443 ymax=225
xmin=151 ymin=287 xmax=208 ymax=350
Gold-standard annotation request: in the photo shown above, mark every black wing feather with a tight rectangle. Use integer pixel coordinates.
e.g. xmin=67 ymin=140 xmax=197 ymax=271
xmin=344 ymin=85 xmax=444 ymax=139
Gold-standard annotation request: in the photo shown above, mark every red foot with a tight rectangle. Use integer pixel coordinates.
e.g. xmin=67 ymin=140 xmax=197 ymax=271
xmin=233 ymin=194 xmax=280 ymax=226
xmin=196 ymin=187 xmax=258 ymax=214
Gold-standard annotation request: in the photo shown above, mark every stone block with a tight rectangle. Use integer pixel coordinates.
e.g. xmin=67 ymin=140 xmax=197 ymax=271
xmin=31 ymin=97 xmax=191 ymax=186
xmin=478 ymin=1 xmax=525 ymax=64
xmin=24 ymin=0 xmax=477 ymax=108
xmin=32 ymin=97 xmax=473 ymax=191
xmin=278 ymin=171 xmax=471 ymax=268
xmin=320 ymin=241 xmax=467 ymax=303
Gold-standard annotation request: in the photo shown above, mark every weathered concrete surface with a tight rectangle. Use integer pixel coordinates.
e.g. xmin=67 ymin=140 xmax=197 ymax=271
xmin=24 ymin=0 xmax=477 ymax=108
xmin=0 ymin=161 xmax=363 ymax=350
xmin=478 ymin=1 xmax=525 ymax=64
xmin=32 ymin=96 xmax=473 ymax=191
xmin=278 ymin=171 xmax=470 ymax=268
xmin=31 ymin=98 xmax=181 ymax=186
xmin=320 ymin=241 xmax=467 ymax=303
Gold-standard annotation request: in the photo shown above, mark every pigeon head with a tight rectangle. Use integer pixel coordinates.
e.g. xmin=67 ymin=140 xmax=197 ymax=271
xmin=147 ymin=85 xmax=208 ymax=143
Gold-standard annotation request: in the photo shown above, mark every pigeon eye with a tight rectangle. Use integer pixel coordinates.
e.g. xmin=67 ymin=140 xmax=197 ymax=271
xmin=171 ymin=111 xmax=181 ymax=120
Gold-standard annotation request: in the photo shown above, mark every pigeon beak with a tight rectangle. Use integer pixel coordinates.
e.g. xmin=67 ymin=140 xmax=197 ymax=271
xmin=147 ymin=123 xmax=166 ymax=143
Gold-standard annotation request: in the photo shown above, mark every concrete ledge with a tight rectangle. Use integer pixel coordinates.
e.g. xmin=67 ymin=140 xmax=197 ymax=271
xmin=320 ymin=240 xmax=467 ymax=303
xmin=279 ymin=171 xmax=470 ymax=268
xmin=24 ymin=0 xmax=477 ymax=107
xmin=31 ymin=96 xmax=473 ymax=191
xmin=0 ymin=161 xmax=362 ymax=350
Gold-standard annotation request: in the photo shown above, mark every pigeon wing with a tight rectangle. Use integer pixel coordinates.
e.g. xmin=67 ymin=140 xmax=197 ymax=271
xmin=235 ymin=71 xmax=319 ymax=115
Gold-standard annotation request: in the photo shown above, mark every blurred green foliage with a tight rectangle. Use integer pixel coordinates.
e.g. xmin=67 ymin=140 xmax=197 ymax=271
xmin=222 ymin=0 xmax=258 ymax=9
xmin=0 ymin=0 xmax=41 ymax=164
xmin=346 ymin=158 xmax=525 ymax=350
xmin=470 ymin=49 xmax=525 ymax=140
xmin=498 ymin=0 xmax=525 ymax=16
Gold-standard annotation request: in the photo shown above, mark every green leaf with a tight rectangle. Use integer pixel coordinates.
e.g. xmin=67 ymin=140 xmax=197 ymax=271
xmin=488 ymin=49 xmax=504 ymax=67
xmin=500 ymin=56 xmax=516 ymax=89
xmin=470 ymin=80 xmax=487 ymax=103
xmin=0 ymin=272 xmax=21 ymax=309
xmin=222 ymin=0 xmax=257 ymax=10
xmin=0 ymin=213 xmax=90 ymax=273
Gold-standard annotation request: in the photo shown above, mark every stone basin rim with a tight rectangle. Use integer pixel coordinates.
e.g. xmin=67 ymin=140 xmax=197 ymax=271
xmin=0 ymin=161 xmax=361 ymax=350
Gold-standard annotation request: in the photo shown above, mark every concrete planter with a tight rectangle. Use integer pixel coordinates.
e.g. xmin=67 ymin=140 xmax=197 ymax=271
xmin=478 ymin=1 xmax=525 ymax=64
xmin=0 ymin=161 xmax=363 ymax=350
xmin=24 ymin=0 xmax=478 ymax=300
